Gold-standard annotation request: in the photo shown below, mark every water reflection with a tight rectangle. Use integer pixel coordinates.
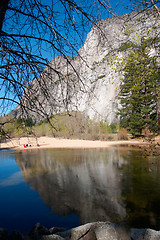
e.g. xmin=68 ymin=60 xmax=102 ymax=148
xmin=15 ymin=147 xmax=160 ymax=229
xmin=120 ymin=149 xmax=160 ymax=229
xmin=0 ymin=151 xmax=79 ymax=233
xmin=15 ymin=148 xmax=127 ymax=225
xmin=0 ymin=172 xmax=23 ymax=187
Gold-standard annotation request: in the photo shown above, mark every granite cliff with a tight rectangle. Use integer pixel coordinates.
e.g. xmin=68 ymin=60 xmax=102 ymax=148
xmin=18 ymin=9 xmax=159 ymax=124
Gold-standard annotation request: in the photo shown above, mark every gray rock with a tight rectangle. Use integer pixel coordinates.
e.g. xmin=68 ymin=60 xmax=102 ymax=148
xmin=1 ymin=221 xmax=160 ymax=240
xmin=49 ymin=227 xmax=66 ymax=235
xmin=69 ymin=222 xmax=130 ymax=240
xmin=131 ymin=228 xmax=160 ymax=240
xmin=71 ymin=226 xmax=97 ymax=240
xmin=95 ymin=223 xmax=118 ymax=240
xmin=55 ymin=230 xmax=71 ymax=239
xmin=37 ymin=223 xmax=160 ymax=240
xmin=39 ymin=235 xmax=65 ymax=240
xmin=70 ymin=222 xmax=105 ymax=240
xmin=111 ymin=222 xmax=130 ymax=240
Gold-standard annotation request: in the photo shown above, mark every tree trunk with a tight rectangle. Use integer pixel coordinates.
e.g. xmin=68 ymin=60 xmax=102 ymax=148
xmin=156 ymin=91 xmax=160 ymax=134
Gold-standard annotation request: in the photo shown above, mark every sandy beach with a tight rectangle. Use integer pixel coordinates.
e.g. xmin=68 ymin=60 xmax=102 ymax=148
xmin=0 ymin=136 xmax=147 ymax=151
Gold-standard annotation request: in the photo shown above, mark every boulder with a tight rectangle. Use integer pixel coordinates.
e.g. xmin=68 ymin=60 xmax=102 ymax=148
xmin=131 ymin=228 xmax=160 ymax=240
xmin=49 ymin=227 xmax=66 ymax=235
xmin=29 ymin=223 xmax=50 ymax=239
xmin=2 ymin=221 xmax=160 ymax=240
xmin=39 ymin=235 xmax=65 ymax=240
xmin=95 ymin=222 xmax=130 ymax=240
xmin=32 ymin=222 xmax=160 ymax=240
xmin=70 ymin=222 xmax=130 ymax=240
xmin=111 ymin=222 xmax=131 ymax=240
xmin=70 ymin=222 xmax=103 ymax=240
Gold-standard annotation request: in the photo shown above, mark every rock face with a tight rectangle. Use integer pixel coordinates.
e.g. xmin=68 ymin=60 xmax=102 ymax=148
xmin=1 ymin=222 xmax=160 ymax=240
xmin=18 ymin=9 xmax=159 ymax=124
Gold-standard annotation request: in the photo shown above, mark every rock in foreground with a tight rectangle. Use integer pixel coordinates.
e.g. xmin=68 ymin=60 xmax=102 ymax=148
xmin=1 ymin=222 xmax=160 ymax=240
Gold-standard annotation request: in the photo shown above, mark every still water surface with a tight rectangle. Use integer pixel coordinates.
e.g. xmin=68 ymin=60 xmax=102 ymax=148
xmin=0 ymin=147 xmax=160 ymax=233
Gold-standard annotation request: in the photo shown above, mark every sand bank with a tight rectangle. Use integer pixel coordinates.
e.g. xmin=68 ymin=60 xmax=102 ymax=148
xmin=0 ymin=136 xmax=146 ymax=151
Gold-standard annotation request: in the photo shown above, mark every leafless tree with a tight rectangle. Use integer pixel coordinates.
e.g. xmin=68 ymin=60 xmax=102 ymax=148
xmin=0 ymin=0 xmax=114 ymax=116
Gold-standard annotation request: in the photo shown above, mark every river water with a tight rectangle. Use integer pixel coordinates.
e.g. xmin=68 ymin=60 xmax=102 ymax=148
xmin=0 ymin=146 xmax=160 ymax=233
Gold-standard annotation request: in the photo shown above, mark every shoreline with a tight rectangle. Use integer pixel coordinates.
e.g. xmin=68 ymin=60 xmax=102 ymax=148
xmin=0 ymin=136 xmax=147 ymax=151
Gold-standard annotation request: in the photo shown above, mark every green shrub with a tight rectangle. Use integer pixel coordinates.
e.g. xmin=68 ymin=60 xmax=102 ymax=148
xmin=107 ymin=123 xmax=118 ymax=133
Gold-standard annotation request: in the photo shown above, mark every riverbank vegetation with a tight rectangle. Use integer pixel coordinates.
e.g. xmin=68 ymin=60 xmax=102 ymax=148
xmin=0 ymin=111 xmax=130 ymax=141
xmin=1 ymin=104 xmax=159 ymax=142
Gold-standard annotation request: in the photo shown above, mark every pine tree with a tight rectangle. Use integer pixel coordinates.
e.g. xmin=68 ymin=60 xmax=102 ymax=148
xmin=118 ymin=38 xmax=160 ymax=136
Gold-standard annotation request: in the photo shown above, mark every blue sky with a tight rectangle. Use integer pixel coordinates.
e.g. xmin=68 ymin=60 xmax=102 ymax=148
xmin=26 ymin=0 xmax=146 ymax=62
xmin=41 ymin=0 xmax=134 ymax=61
xmin=2 ymin=0 xmax=140 ymax=64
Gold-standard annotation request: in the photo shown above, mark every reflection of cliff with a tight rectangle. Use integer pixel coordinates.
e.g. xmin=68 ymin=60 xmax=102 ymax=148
xmin=15 ymin=148 xmax=127 ymax=224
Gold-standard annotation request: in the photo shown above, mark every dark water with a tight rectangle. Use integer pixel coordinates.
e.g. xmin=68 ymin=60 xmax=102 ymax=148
xmin=0 ymin=147 xmax=160 ymax=233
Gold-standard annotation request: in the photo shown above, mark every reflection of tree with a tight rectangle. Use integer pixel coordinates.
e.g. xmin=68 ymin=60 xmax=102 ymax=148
xmin=15 ymin=148 xmax=126 ymax=225
xmin=121 ymin=150 xmax=160 ymax=230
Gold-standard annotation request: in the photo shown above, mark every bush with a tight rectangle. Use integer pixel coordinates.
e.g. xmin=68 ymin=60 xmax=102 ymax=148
xmin=107 ymin=123 xmax=118 ymax=133
xmin=118 ymin=128 xmax=128 ymax=140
